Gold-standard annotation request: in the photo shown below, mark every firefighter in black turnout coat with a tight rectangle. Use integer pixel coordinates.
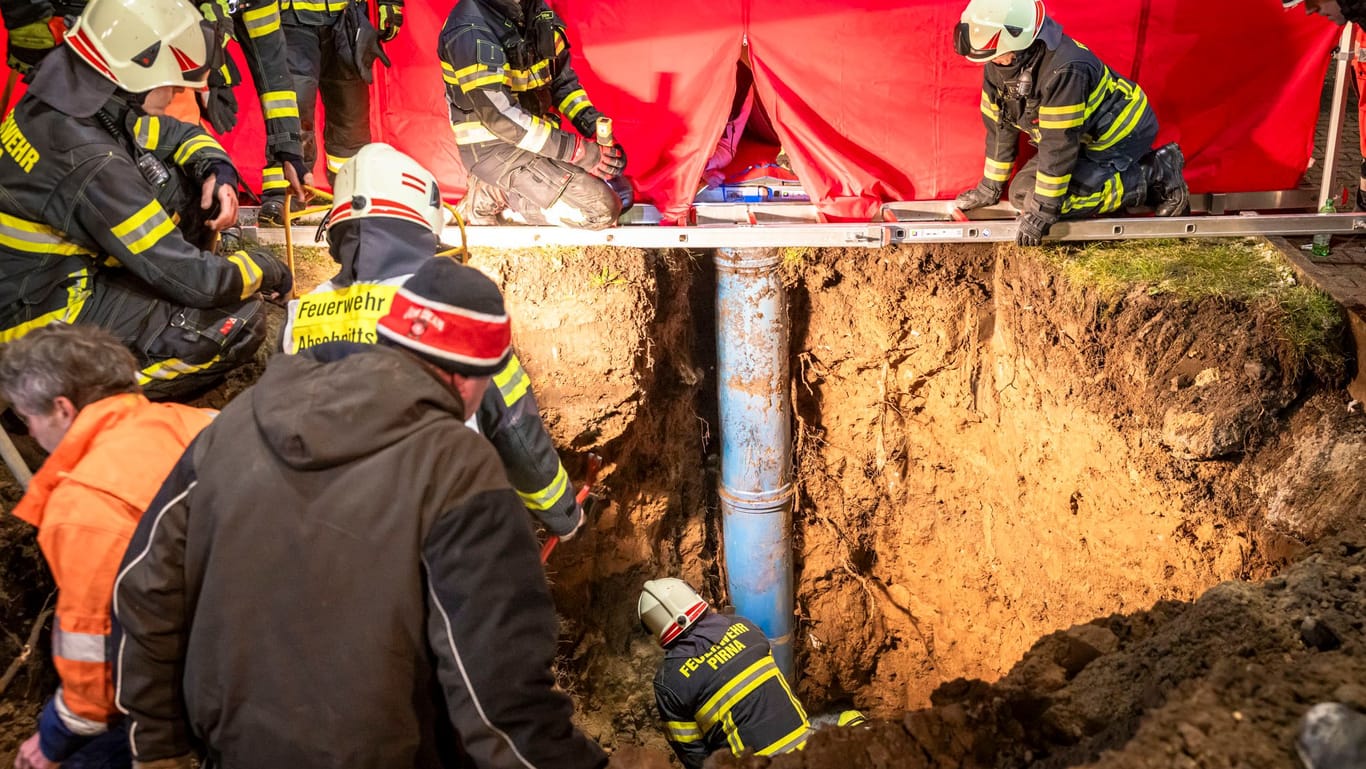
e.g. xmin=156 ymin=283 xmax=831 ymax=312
xmin=642 ymin=578 xmax=814 ymax=768
xmin=953 ymin=0 xmax=1189 ymax=245
xmin=439 ymin=0 xmax=628 ymax=229
xmin=0 ymin=0 xmax=292 ymax=398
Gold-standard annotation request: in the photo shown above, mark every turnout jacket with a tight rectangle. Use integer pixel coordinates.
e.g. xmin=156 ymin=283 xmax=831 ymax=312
xmin=11 ymin=394 xmax=212 ymax=762
xmin=279 ymin=219 xmax=582 ymax=535
xmin=113 ymin=344 xmax=606 ymax=769
xmin=654 ymin=613 xmax=812 ymax=769
xmin=439 ymin=0 xmax=605 ymax=160
xmin=978 ymin=17 xmax=1154 ymax=214
xmin=0 ymin=48 xmax=270 ymax=340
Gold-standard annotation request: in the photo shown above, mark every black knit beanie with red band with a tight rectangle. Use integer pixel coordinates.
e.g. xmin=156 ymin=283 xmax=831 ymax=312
xmin=375 ymin=258 xmax=512 ymax=377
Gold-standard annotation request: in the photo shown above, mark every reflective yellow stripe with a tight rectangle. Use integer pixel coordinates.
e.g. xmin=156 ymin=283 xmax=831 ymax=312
xmin=757 ymin=724 xmax=811 ymax=756
xmin=1038 ymin=102 xmax=1083 ymax=115
xmin=984 ymin=157 xmax=1012 ymax=182
xmin=695 ymin=655 xmax=780 ymax=732
xmin=173 ymin=134 xmax=224 ymax=165
xmin=262 ymin=166 xmax=289 ymax=192
xmin=723 ymin=711 xmax=743 ymax=754
xmin=493 ymin=354 xmax=531 ymax=406
xmin=836 ymin=710 xmax=867 ymax=727
xmin=979 ymin=92 xmax=1000 ymax=122
xmin=441 ymin=61 xmax=460 ymax=85
xmin=1090 ymin=90 xmax=1148 ymax=151
xmin=226 ymin=251 xmax=264 ymax=299
xmin=0 ymin=212 xmax=85 ymax=255
xmin=506 ymin=60 xmax=552 ymax=92
xmin=517 ymin=464 xmax=569 ymax=511
xmin=452 ymin=121 xmax=499 ymax=145
xmin=1034 ymin=171 xmax=1070 ymax=198
xmin=0 ymin=270 xmax=90 ymax=343
xmin=664 ymin=721 xmax=702 ymax=743
xmin=134 ymin=117 xmax=162 ymax=150
xmin=137 ymin=355 xmax=221 ymax=384
xmin=326 ymin=153 xmax=350 ymax=174
xmin=243 ymin=1 xmax=282 ymax=37
xmin=451 ymin=61 xmax=506 ymax=92
xmin=557 ymin=88 xmax=592 ymax=119
xmin=515 ymin=116 xmax=555 ymax=154
xmin=1085 ymin=68 xmax=1113 ymax=116
xmin=260 ymin=90 xmax=299 ymax=121
xmin=112 ymin=201 xmax=175 ymax=254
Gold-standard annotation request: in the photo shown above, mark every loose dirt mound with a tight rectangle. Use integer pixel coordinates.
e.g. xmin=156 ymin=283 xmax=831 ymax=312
xmin=717 ymin=534 xmax=1366 ymax=769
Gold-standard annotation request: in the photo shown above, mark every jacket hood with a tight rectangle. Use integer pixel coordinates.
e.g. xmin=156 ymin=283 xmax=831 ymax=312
xmin=251 ymin=345 xmax=466 ymax=470
xmin=327 ymin=218 xmax=437 ymax=287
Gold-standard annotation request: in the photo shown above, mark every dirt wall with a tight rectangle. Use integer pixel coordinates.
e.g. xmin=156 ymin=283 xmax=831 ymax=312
xmin=788 ymin=244 xmax=1365 ymax=717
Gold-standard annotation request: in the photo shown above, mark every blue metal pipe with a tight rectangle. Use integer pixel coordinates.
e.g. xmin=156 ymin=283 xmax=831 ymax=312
xmin=715 ymin=247 xmax=795 ymax=680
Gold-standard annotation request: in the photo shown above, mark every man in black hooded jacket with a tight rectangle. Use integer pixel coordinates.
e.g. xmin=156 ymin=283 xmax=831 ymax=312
xmin=114 ymin=257 xmax=608 ymax=769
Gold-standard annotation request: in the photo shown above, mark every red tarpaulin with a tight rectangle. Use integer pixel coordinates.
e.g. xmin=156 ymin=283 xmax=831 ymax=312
xmin=0 ymin=1 xmax=1342 ymax=221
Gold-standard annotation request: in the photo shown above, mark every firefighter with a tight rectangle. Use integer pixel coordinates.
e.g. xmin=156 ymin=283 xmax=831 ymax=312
xmin=256 ymin=0 xmax=404 ymax=226
xmin=281 ymin=142 xmax=586 ymax=539
xmin=952 ymin=0 xmax=1190 ymax=246
xmin=0 ymin=0 xmax=311 ymax=204
xmin=641 ymin=578 xmax=813 ymax=768
xmin=1 ymin=324 xmax=214 ymax=769
xmin=439 ymin=0 xmax=628 ymax=230
xmin=114 ymin=257 xmax=609 ymax=769
xmin=0 ymin=0 xmax=293 ymax=399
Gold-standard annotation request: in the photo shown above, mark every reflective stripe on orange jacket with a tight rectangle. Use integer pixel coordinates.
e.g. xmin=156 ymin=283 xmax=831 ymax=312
xmin=12 ymin=393 xmax=213 ymax=730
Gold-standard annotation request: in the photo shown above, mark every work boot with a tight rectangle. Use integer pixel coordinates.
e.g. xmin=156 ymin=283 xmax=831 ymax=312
xmin=456 ymin=177 xmax=510 ymax=226
xmin=1356 ymin=186 xmax=1366 ymax=212
xmin=1143 ymin=143 xmax=1189 ymax=217
xmin=257 ymin=197 xmax=286 ymax=227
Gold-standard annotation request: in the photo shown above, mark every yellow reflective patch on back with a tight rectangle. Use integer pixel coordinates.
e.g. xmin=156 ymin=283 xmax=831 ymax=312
xmin=287 ymin=283 xmax=399 ymax=353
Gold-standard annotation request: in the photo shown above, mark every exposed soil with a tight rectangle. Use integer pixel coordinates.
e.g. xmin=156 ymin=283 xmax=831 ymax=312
xmin=2 ymin=241 xmax=1364 ymax=769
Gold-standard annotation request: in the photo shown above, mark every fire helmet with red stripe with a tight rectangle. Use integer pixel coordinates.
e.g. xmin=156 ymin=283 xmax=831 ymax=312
xmin=66 ymin=0 xmax=220 ymax=92
xmin=955 ymin=0 xmax=1046 ymax=63
xmin=639 ymin=578 xmax=710 ymax=647
xmin=328 ymin=142 xmax=446 ymax=237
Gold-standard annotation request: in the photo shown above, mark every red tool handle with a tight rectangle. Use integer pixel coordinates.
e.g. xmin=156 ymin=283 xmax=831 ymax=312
xmin=540 ymin=453 xmax=603 ymax=563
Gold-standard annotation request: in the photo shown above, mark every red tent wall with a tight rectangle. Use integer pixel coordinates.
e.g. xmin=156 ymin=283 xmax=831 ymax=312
xmin=0 ymin=2 xmax=1342 ymax=221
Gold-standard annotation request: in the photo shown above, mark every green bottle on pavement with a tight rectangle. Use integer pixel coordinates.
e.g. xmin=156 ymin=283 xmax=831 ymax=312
xmin=1312 ymin=198 xmax=1336 ymax=258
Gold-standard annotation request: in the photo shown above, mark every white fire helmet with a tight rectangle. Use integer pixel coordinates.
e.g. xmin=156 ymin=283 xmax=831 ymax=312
xmin=66 ymin=0 xmax=219 ymax=92
xmin=327 ymin=143 xmax=445 ymax=236
xmin=638 ymin=578 xmax=709 ymax=647
xmin=955 ymin=0 xmax=1046 ymax=63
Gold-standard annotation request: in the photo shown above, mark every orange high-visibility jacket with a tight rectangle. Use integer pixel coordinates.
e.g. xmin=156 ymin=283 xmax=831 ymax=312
xmin=12 ymin=393 xmax=212 ymax=733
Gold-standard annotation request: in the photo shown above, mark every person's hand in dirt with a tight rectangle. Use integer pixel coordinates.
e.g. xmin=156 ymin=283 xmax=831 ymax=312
xmin=14 ymin=733 xmax=57 ymax=769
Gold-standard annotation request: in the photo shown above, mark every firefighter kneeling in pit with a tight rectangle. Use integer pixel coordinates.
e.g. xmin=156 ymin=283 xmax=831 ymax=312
xmin=0 ymin=0 xmax=292 ymax=399
xmin=282 ymin=142 xmax=586 ymax=539
xmin=642 ymin=578 xmax=866 ymax=768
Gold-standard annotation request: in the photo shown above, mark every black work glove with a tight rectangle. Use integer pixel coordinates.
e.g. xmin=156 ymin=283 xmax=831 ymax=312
xmin=569 ymin=137 xmax=626 ymax=180
xmin=377 ymin=1 xmax=403 ymax=42
xmin=200 ymin=83 xmax=238 ymax=134
xmin=7 ymin=17 xmax=59 ymax=74
xmin=954 ymin=179 xmax=1003 ymax=211
xmin=246 ymin=248 xmax=294 ymax=297
xmin=1016 ymin=209 xmax=1057 ymax=247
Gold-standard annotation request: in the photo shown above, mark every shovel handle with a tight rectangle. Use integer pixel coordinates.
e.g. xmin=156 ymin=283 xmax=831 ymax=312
xmin=541 ymin=453 xmax=603 ymax=564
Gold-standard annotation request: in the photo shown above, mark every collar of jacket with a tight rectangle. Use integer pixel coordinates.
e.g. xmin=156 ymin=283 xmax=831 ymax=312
xmin=12 ymin=393 xmax=211 ymax=528
xmin=327 ymin=219 xmax=438 ymax=287
xmin=477 ymin=0 xmax=527 ymax=27
xmin=253 ymin=344 xmax=467 ymax=471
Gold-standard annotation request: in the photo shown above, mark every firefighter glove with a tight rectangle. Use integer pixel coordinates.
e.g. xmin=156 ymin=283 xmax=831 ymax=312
xmin=570 ymin=137 xmax=627 ymax=180
xmin=954 ymin=180 xmax=1003 ymax=212
xmin=200 ymin=82 xmax=239 ymax=134
xmin=1015 ymin=209 xmax=1056 ymax=247
xmin=557 ymin=502 xmax=587 ymax=541
xmin=377 ymin=1 xmax=404 ymax=42
xmin=7 ymin=17 xmax=59 ymax=74
xmin=247 ymin=248 xmax=294 ymax=297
